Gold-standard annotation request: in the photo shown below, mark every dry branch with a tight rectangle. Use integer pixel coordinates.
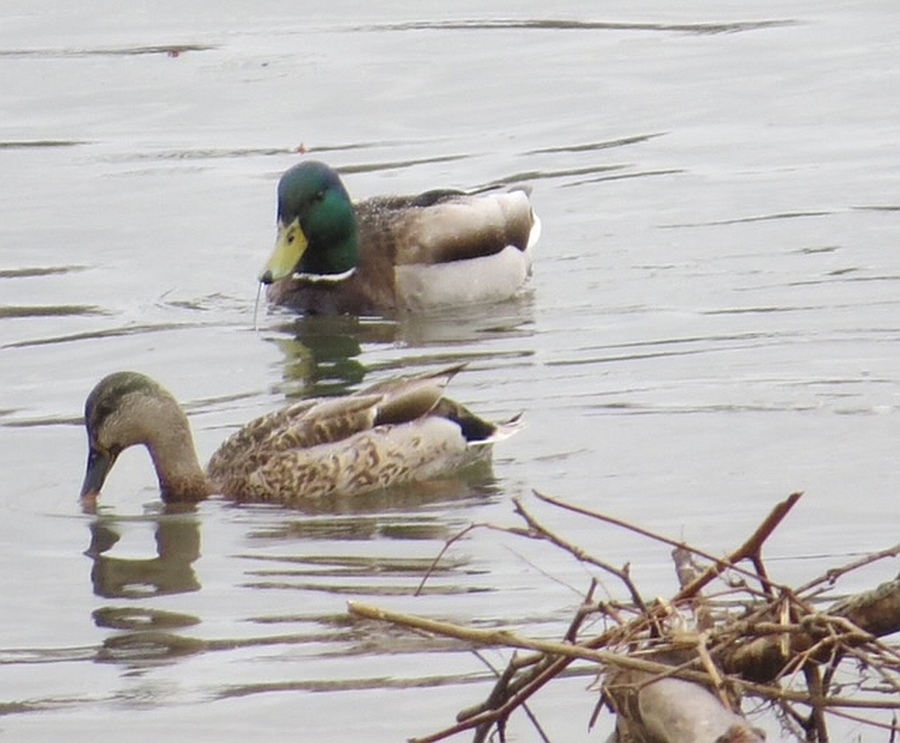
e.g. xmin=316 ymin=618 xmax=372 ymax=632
xmin=722 ymin=575 xmax=900 ymax=682
xmin=348 ymin=493 xmax=900 ymax=742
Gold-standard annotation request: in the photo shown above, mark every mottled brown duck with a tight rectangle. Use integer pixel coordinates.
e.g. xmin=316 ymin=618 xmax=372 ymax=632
xmin=80 ymin=366 xmax=520 ymax=505
xmin=258 ymin=160 xmax=541 ymax=315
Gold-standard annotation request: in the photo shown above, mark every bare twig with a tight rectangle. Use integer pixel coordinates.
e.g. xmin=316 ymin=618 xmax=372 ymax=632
xmin=348 ymin=600 xmax=717 ymax=683
xmin=796 ymin=543 xmax=900 ymax=596
xmin=532 ymin=490 xmax=803 ymax=599
xmin=347 ymin=601 xmax=900 ymax=710
xmin=512 ymin=496 xmax=647 ymax=611
xmin=349 ymin=492 xmax=900 ymax=743
xmin=414 ymin=523 xmax=531 ymax=597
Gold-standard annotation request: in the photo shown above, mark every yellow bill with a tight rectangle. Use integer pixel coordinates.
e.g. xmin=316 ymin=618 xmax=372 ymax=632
xmin=259 ymin=217 xmax=308 ymax=284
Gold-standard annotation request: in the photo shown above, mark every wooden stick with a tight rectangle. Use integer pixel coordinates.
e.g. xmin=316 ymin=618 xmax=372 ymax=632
xmin=512 ymin=496 xmax=647 ymax=611
xmin=348 ymin=600 xmax=711 ymax=680
xmin=346 ymin=601 xmax=900 ymax=710
xmin=532 ymin=490 xmax=803 ymax=599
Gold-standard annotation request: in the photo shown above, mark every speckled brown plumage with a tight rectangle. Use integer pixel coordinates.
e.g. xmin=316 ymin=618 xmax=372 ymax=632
xmin=81 ymin=366 xmax=520 ymax=506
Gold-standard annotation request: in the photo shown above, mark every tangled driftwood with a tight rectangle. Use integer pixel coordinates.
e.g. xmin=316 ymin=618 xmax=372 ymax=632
xmin=349 ymin=492 xmax=900 ymax=742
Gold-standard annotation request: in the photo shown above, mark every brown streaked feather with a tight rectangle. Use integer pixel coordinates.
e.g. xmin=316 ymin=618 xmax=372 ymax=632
xmin=208 ymin=395 xmax=381 ymax=484
xmin=206 ymin=399 xmax=317 ymax=475
xmin=82 ymin=367 xmax=517 ymax=505
xmin=357 ymin=189 xmax=534 ymax=266
xmin=220 ymin=417 xmax=483 ymax=504
xmin=363 ymin=362 xmax=466 ymax=425
xmin=207 ymin=364 xmax=486 ymax=502
xmin=209 ymin=365 xmax=465 ymax=484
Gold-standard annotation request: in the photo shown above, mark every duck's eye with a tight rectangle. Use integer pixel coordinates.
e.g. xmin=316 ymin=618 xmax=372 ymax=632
xmin=312 ymin=190 xmax=326 ymax=203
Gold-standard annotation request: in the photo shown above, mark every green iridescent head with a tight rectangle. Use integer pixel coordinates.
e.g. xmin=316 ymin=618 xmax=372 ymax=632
xmin=259 ymin=161 xmax=359 ymax=284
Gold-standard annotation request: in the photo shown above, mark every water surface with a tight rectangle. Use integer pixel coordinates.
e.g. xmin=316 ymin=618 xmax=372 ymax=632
xmin=1 ymin=2 xmax=899 ymax=740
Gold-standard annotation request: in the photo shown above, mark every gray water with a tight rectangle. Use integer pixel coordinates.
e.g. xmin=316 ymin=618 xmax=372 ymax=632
xmin=1 ymin=3 xmax=898 ymax=741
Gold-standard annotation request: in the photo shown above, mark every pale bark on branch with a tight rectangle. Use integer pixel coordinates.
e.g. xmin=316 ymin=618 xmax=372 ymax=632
xmin=347 ymin=492 xmax=900 ymax=743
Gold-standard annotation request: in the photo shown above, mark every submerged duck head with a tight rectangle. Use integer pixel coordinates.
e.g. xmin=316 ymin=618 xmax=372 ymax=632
xmin=259 ymin=161 xmax=360 ymax=285
xmin=80 ymin=372 xmax=209 ymax=503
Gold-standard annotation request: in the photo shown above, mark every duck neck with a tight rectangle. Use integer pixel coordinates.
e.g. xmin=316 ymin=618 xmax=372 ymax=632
xmin=302 ymin=198 xmax=359 ymax=276
xmin=144 ymin=409 xmax=211 ymax=503
xmin=302 ymin=229 xmax=359 ymax=276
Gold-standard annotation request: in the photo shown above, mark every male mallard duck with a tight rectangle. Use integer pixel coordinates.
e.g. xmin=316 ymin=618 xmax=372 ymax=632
xmin=258 ymin=160 xmax=541 ymax=315
xmin=80 ymin=366 xmax=520 ymax=505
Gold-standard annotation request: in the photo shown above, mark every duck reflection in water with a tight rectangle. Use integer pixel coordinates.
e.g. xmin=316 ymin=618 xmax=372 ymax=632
xmin=268 ymin=314 xmax=379 ymax=398
xmin=267 ymin=300 xmax=537 ymax=400
xmin=85 ymin=506 xmax=202 ymax=599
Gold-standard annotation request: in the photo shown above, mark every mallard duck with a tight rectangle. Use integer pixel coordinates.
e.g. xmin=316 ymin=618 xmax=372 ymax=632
xmin=258 ymin=160 xmax=541 ymax=315
xmin=80 ymin=366 xmax=520 ymax=505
